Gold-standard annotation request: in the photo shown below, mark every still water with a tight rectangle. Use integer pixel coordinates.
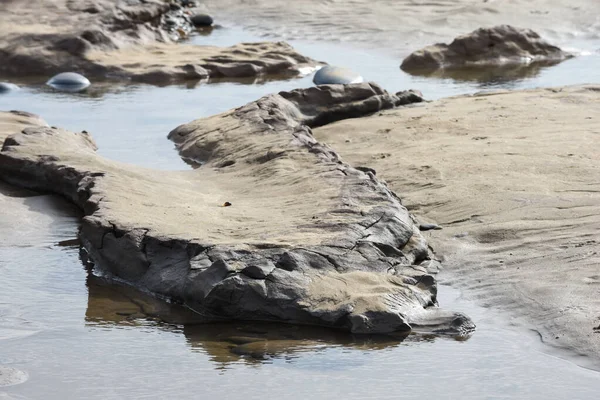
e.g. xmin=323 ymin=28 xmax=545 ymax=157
xmin=1 ymin=26 xmax=600 ymax=399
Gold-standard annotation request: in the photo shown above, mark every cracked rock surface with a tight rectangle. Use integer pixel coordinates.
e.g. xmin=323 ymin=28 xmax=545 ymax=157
xmin=0 ymin=0 xmax=319 ymax=83
xmin=0 ymin=83 xmax=473 ymax=335
xmin=401 ymin=25 xmax=571 ymax=72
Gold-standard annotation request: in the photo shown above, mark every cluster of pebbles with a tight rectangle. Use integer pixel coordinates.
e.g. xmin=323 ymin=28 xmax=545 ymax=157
xmin=162 ymin=0 xmax=215 ymax=41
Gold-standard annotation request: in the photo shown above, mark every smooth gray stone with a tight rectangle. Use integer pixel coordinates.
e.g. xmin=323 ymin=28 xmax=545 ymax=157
xmin=419 ymin=223 xmax=442 ymax=231
xmin=190 ymin=14 xmax=213 ymax=27
xmin=46 ymin=72 xmax=90 ymax=92
xmin=313 ymin=66 xmax=363 ymax=85
xmin=0 ymin=82 xmax=19 ymax=93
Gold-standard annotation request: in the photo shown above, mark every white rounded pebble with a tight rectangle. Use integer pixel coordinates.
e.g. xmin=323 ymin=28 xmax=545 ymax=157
xmin=313 ymin=66 xmax=363 ymax=85
xmin=47 ymin=72 xmax=90 ymax=92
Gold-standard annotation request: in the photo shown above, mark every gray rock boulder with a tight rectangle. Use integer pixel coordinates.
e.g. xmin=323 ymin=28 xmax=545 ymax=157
xmin=401 ymin=25 xmax=571 ymax=72
xmin=313 ymin=66 xmax=363 ymax=85
xmin=0 ymin=84 xmax=473 ymax=336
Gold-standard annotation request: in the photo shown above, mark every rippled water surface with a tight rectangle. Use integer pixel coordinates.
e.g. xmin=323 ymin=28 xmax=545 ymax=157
xmin=1 ymin=26 xmax=600 ymax=399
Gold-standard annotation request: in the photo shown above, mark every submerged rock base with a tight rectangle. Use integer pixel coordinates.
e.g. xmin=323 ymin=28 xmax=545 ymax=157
xmin=0 ymin=83 xmax=473 ymax=335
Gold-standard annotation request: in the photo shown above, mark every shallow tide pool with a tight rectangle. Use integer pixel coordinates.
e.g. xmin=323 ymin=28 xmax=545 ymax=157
xmin=1 ymin=26 xmax=600 ymax=399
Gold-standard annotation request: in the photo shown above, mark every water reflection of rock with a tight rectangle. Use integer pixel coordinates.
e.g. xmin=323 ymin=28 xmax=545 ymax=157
xmin=403 ymin=60 xmax=562 ymax=87
xmin=85 ymin=271 xmax=468 ymax=368
xmin=183 ymin=322 xmax=417 ymax=366
xmin=84 ymin=272 xmax=205 ymax=327
xmin=3 ymin=71 xmax=307 ymax=101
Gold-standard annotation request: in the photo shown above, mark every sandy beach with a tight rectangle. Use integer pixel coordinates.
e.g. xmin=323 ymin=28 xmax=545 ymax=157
xmin=314 ymin=85 xmax=600 ymax=365
xmin=202 ymin=0 xmax=600 ymax=54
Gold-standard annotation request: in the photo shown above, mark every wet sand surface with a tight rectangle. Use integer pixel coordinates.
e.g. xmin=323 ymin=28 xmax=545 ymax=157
xmin=314 ymin=86 xmax=600 ymax=367
xmin=2 ymin=3 xmax=600 ymax=398
xmin=201 ymin=0 xmax=600 ymax=55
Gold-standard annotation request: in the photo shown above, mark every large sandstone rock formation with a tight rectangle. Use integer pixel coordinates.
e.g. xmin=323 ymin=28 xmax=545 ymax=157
xmin=0 ymin=83 xmax=473 ymax=335
xmin=0 ymin=0 xmax=319 ymax=83
xmin=401 ymin=25 xmax=570 ymax=72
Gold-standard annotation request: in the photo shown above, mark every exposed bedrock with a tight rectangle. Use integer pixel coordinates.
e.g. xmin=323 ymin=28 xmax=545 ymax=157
xmin=401 ymin=25 xmax=571 ymax=72
xmin=0 ymin=83 xmax=473 ymax=335
xmin=0 ymin=0 xmax=319 ymax=83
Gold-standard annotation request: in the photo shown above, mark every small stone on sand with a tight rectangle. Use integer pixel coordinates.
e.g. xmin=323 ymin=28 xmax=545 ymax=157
xmin=191 ymin=14 xmax=214 ymax=27
xmin=46 ymin=72 xmax=91 ymax=92
xmin=419 ymin=223 xmax=442 ymax=231
xmin=313 ymin=66 xmax=363 ymax=85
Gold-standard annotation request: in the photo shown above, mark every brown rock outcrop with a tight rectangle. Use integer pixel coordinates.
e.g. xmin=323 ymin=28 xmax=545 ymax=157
xmin=401 ymin=25 xmax=571 ymax=72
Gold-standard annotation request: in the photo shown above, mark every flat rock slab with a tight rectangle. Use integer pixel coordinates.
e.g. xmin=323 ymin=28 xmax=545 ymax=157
xmin=0 ymin=83 xmax=473 ymax=335
xmin=401 ymin=25 xmax=571 ymax=71
xmin=87 ymin=41 xmax=320 ymax=83
xmin=313 ymin=85 xmax=600 ymax=364
xmin=0 ymin=0 xmax=320 ymax=83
